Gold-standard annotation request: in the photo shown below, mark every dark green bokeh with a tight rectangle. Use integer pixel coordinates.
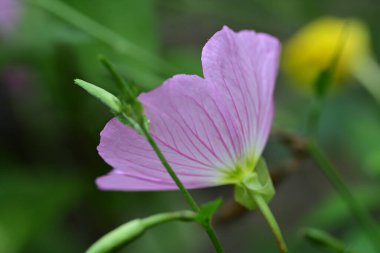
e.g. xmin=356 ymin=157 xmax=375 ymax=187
xmin=1 ymin=0 xmax=380 ymax=252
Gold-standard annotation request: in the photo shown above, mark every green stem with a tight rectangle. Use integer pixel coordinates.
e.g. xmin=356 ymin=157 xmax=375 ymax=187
xmin=95 ymin=55 xmax=224 ymax=253
xmin=304 ymin=227 xmax=358 ymax=253
xmin=141 ymin=126 xmax=200 ymax=212
xmin=307 ymin=140 xmax=380 ymax=252
xmin=250 ymin=192 xmax=288 ymax=253
xmin=307 ymin=98 xmax=323 ymax=138
xmin=86 ymin=210 xmax=196 ymax=253
xmin=204 ymin=223 xmax=225 ymax=253
xmin=26 ymin=0 xmax=175 ymax=76
xmin=98 ymin=55 xmax=134 ymax=100
xmin=142 ymin=210 xmax=195 ymax=227
xmin=140 ymin=126 xmax=225 ymax=253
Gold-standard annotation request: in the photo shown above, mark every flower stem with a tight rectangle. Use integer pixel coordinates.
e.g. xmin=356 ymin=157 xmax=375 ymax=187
xmin=141 ymin=126 xmax=200 ymax=212
xmin=26 ymin=0 xmax=175 ymax=76
xmin=307 ymin=140 xmax=380 ymax=252
xmin=307 ymin=98 xmax=323 ymax=138
xmin=249 ymin=192 xmax=288 ymax=253
xmin=304 ymin=227 xmax=359 ymax=253
xmin=142 ymin=210 xmax=196 ymax=228
xmin=86 ymin=210 xmax=196 ymax=253
xmin=140 ymin=126 xmax=225 ymax=253
xmin=95 ymin=53 xmax=224 ymax=252
xmin=204 ymin=223 xmax=226 ymax=253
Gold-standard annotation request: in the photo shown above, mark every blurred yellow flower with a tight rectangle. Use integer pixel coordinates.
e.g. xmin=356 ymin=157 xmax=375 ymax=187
xmin=283 ymin=16 xmax=371 ymax=90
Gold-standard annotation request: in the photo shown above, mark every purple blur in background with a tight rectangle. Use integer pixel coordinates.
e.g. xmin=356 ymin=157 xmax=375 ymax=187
xmin=0 ymin=0 xmax=20 ymax=37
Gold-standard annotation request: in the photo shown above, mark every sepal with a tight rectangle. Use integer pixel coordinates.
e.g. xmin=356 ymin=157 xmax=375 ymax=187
xmin=234 ymin=158 xmax=275 ymax=209
xmin=75 ymin=79 xmax=122 ymax=113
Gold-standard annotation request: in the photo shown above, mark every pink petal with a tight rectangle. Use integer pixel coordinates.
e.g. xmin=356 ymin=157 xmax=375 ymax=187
xmin=97 ymin=115 xmax=223 ymax=191
xmin=97 ymin=170 xmax=210 ymax=191
xmin=202 ymin=26 xmax=280 ymax=159
xmin=140 ymin=75 xmax=241 ymax=170
xmin=97 ymin=26 xmax=281 ymax=191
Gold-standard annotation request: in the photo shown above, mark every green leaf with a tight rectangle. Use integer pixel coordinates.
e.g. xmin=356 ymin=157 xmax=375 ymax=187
xmin=194 ymin=198 xmax=223 ymax=225
xmin=234 ymin=158 xmax=275 ymax=209
xmin=74 ymin=79 xmax=121 ymax=113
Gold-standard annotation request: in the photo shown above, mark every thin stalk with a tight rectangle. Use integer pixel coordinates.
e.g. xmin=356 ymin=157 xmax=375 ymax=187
xmin=304 ymin=227 xmax=359 ymax=253
xmin=141 ymin=126 xmax=200 ymax=212
xmin=307 ymin=140 xmax=380 ymax=252
xmin=98 ymin=55 xmax=133 ymax=99
xmin=204 ymin=223 xmax=225 ymax=253
xmin=86 ymin=210 xmax=196 ymax=253
xmin=26 ymin=0 xmax=175 ymax=76
xmin=250 ymin=193 xmax=288 ymax=253
xmin=142 ymin=210 xmax=196 ymax=227
xmin=307 ymin=98 xmax=323 ymax=138
xmin=96 ymin=54 xmax=224 ymax=252
xmin=140 ymin=126 xmax=225 ymax=253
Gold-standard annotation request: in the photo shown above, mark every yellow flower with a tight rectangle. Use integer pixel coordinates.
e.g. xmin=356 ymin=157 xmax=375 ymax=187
xmin=283 ymin=16 xmax=371 ymax=90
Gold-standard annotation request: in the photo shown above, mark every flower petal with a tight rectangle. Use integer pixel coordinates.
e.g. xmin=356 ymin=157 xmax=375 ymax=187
xmin=201 ymin=26 xmax=281 ymax=159
xmin=97 ymin=26 xmax=281 ymax=191
xmin=97 ymin=170 xmax=208 ymax=191
xmin=97 ymin=91 xmax=228 ymax=191
xmin=140 ymin=74 xmax=243 ymax=169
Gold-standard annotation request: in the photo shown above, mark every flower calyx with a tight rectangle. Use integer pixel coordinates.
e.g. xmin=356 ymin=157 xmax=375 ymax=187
xmin=234 ymin=158 xmax=275 ymax=210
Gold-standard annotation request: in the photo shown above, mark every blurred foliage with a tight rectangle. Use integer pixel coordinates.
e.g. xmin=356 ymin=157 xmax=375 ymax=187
xmin=0 ymin=164 xmax=83 ymax=253
xmin=1 ymin=0 xmax=380 ymax=252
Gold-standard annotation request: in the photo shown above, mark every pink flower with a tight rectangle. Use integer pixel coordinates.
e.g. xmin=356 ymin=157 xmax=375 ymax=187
xmin=97 ymin=26 xmax=280 ymax=191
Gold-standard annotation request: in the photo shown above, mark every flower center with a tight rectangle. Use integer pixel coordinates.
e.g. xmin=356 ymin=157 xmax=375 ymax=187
xmin=220 ymin=156 xmax=257 ymax=184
